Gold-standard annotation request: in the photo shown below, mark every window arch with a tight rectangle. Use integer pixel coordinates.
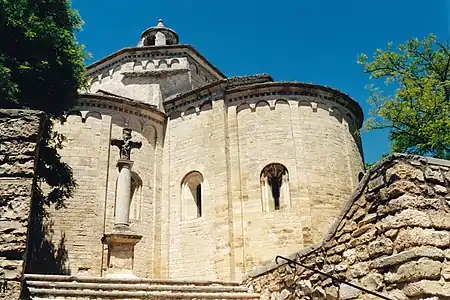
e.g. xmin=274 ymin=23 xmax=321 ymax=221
xmin=144 ymin=35 xmax=156 ymax=46
xmin=181 ymin=171 xmax=203 ymax=220
xmin=260 ymin=164 xmax=290 ymax=211
xmin=130 ymin=172 xmax=143 ymax=221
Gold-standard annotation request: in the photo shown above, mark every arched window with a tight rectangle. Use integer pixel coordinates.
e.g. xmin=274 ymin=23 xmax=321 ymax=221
xmin=144 ymin=36 xmax=156 ymax=46
xmin=130 ymin=172 xmax=143 ymax=221
xmin=260 ymin=164 xmax=290 ymax=211
xmin=181 ymin=171 xmax=203 ymax=220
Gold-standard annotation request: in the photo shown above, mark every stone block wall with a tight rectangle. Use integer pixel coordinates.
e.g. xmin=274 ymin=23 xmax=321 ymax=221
xmin=246 ymin=154 xmax=450 ymax=300
xmin=163 ymin=87 xmax=364 ymax=281
xmin=0 ymin=110 xmax=43 ymax=299
xmin=228 ymin=95 xmax=363 ymax=279
xmin=163 ymin=99 xmax=232 ymax=280
xmin=50 ymin=104 xmax=165 ymax=278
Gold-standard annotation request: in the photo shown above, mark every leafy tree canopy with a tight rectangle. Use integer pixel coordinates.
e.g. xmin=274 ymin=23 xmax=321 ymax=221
xmin=358 ymin=35 xmax=450 ymax=160
xmin=0 ymin=0 xmax=87 ymax=118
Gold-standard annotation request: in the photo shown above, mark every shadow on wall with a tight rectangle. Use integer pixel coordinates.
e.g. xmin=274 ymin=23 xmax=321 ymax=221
xmin=25 ymin=119 xmax=75 ymax=276
xmin=22 ymin=202 xmax=70 ymax=300
xmin=15 ymin=117 xmax=77 ymax=300
xmin=25 ymin=202 xmax=70 ymax=275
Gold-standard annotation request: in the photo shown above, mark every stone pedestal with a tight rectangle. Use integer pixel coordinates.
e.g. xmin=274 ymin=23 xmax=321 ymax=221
xmin=102 ymin=232 xmax=142 ymax=278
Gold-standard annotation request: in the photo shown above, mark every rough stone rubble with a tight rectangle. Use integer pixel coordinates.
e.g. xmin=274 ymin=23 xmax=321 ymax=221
xmin=0 ymin=110 xmax=43 ymax=300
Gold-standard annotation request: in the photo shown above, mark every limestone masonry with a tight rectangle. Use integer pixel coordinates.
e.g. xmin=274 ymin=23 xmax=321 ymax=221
xmin=41 ymin=20 xmax=365 ymax=283
xmin=2 ymin=20 xmax=448 ymax=299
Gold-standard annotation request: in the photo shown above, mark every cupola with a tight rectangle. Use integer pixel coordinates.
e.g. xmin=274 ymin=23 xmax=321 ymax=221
xmin=137 ymin=19 xmax=179 ymax=47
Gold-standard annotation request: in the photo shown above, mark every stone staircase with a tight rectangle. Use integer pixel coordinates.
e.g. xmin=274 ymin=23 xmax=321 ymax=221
xmin=24 ymin=274 xmax=260 ymax=299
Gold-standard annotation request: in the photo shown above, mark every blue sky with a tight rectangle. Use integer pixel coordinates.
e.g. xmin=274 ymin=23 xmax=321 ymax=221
xmin=73 ymin=0 xmax=449 ymax=163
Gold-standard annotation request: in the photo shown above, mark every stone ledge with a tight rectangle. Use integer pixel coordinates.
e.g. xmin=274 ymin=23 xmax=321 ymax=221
xmin=24 ymin=274 xmax=242 ymax=286
xmin=28 ymin=288 xmax=261 ymax=299
xmin=26 ymin=280 xmax=249 ymax=293
xmin=122 ymin=68 xmax=189 ymax=78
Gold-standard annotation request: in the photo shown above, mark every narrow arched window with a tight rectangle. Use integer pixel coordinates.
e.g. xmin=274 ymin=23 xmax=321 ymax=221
xmin=261 ymin=164 xmax=290 ymax=211
xmin=181 ymin=171 xmax=203 ymax=220
xmin=144 ymin=35 xmax=156 ymax=46
xmin=130 ymin=172 xmax=143 ymax=221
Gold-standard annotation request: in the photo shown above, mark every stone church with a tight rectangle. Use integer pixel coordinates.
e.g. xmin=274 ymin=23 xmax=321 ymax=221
xmin=51 ymin=19 xmax=364 ymax=279
xmin=2 ymin=20 xmax=449 ymax=300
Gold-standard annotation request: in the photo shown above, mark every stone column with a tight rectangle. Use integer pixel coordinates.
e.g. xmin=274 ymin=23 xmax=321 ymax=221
xmin=103 ymin=128 xmax=142 ymax=278
xmin=114 ymin=159 xmax=133 ymax=230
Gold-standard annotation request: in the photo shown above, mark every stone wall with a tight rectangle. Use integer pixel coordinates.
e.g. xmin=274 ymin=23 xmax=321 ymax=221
xmin=246 ymin=154 xmax=450 ymax=300
xmin=0 ymin=110 xmax=43 ymax=299
xmin=163 ymin=98 xmax=231 ymax=280
xmin=163 ymin=85 xmax=364 ymax=281
xmin=49 ymin=101 xmax=165 ymax=279
xmin=227 ymin=92 xmax=363 ymax=279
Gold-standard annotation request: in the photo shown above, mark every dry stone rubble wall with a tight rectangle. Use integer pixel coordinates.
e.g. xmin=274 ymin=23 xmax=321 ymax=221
xmin=0 ymin=110 xmax=43 ymax=299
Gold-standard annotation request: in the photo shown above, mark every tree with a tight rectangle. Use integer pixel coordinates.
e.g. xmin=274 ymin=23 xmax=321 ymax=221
xmin=0 ymin=0 xmax=87 ymax=117
xmin=0 ymin=0 xmax=88 ymax=274
xmin=0 ymin=0 xmax=88 ymax=205
xmin=358 ymin=35 xmax=450 ymax=160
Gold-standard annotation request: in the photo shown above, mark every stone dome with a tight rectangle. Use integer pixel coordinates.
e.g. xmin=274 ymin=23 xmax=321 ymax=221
xmin=138 ymin=19 xmax=179 ymax=47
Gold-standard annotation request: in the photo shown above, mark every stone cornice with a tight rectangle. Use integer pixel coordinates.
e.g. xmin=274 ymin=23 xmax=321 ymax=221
xmin=226 ymin=82 xmax=364 ymax=128
xmin=121 ymin=68 xmax=189 ymax=78
xmin=164 ymin=78 xmax=363 ymax=128
xmin=76 ymin=93 xmax=166 ymax=125
xmin=86 ymin=45 xmax=226 ymax=79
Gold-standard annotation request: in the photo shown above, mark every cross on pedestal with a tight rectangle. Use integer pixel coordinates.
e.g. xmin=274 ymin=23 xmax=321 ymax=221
xmin=102 ymin=128 xmax=142 ymax=278
xmin=110 ymin=128 xmax=142 ymax=230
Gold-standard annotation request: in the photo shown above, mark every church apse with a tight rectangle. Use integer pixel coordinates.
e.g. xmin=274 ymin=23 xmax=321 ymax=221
xmin=25 ymin=19 xmax=364 ymax=286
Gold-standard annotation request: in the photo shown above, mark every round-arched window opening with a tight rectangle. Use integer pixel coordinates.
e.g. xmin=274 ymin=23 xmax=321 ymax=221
xmin=260 ymin=163 xmax=290 ymax=211
xmin=181 ymin=171 xmax=204 ymax=220
xmin=144 ymin=36 xmax=156 ymax=46
xmin=130 ymin=172 xmax=143 ymax=220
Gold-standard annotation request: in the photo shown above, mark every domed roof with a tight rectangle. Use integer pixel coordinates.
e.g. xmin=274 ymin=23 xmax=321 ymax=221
xmin=138 ymin=19 xmax=179 ymax=47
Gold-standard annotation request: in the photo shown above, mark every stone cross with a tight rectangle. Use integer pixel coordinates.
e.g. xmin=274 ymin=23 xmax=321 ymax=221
xmin=111 ymin=128 xmax=142 ymax=161
xmin=110 ymin=128 xmax=142 ymax=230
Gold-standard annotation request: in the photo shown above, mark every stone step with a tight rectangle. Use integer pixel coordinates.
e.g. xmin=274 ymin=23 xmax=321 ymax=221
xmin=24 ymin=274 xmax=260 ymax=300
xmin=25 ymin=274 xmax=242 ymax=286
xmin=26 ymin=280 xmax=250 ymax=293
xmin=29 ymin=288 xmax=260 ymax=299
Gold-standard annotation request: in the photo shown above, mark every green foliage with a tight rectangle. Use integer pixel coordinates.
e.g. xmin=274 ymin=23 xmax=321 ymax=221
xmin=364 ymin=153 xmax=390 ymax=169
xmin=0 ymin=0 xmax=88 ymax=118
xmin=358 ymin=35 xmax=450 ymax=159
